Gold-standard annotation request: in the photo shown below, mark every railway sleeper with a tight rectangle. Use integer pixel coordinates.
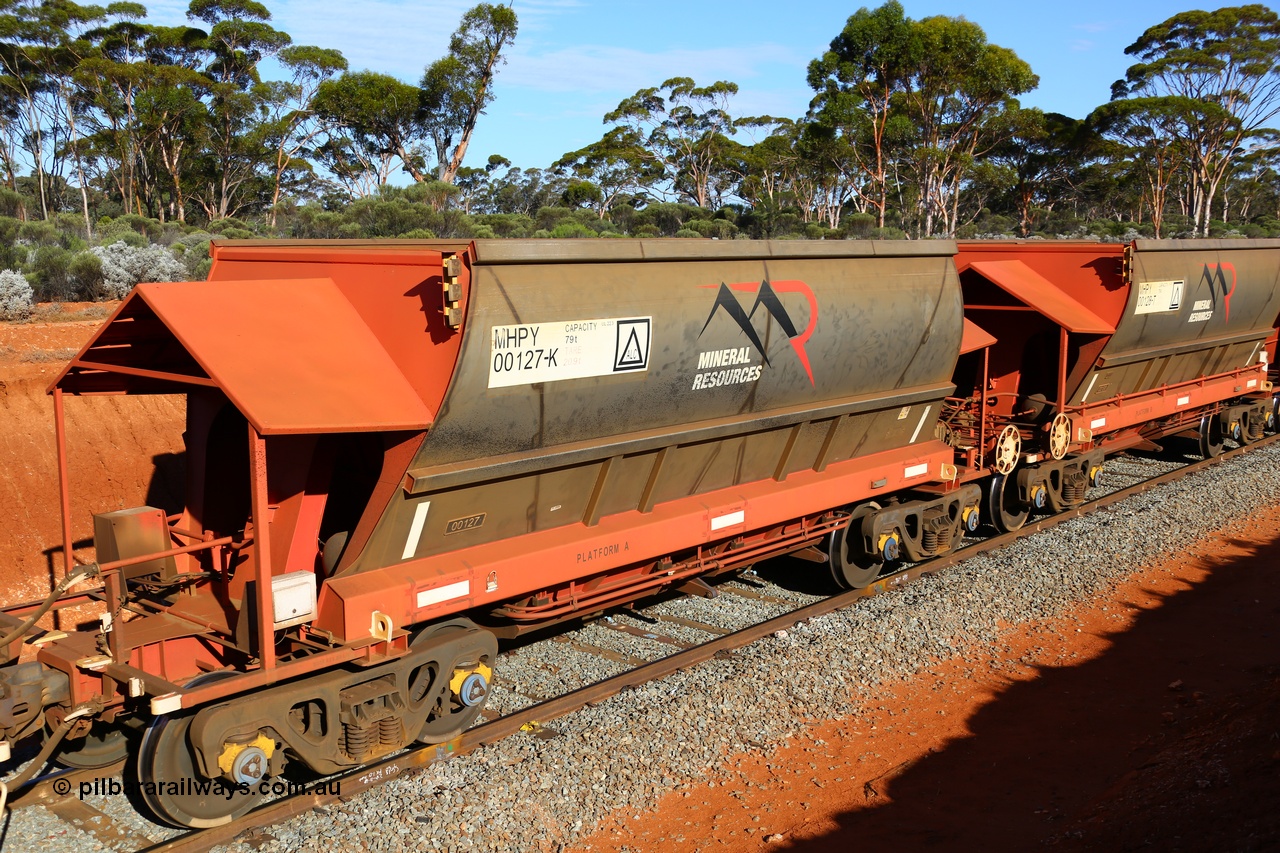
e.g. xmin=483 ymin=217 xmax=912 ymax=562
xmin=1014 ymin=450 xmax=1105 ymax=515
xmin=187 ymin=620 xmax=496 ymax=781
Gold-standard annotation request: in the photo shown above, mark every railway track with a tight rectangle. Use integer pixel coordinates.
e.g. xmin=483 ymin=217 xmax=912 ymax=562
xmin=3 ymin=435 xmax=1276 ymax=852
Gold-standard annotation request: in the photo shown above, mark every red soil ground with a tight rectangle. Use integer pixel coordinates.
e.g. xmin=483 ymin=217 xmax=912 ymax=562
xmin=576 ymin=506 xmax=1280 ymax=852
xmin=0 ymin=307 xmax=185 ymax=605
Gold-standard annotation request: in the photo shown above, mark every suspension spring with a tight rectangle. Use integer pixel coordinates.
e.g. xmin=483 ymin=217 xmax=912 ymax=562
xmin=343 ymin=722 xmax=376 ymax=761
xmin=379 ymin=716 xmax=402 ymax=747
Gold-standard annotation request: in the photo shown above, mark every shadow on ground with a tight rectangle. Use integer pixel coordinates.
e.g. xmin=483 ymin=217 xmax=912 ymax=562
xmin=784 ymin=530 xmax=1280 ymax=853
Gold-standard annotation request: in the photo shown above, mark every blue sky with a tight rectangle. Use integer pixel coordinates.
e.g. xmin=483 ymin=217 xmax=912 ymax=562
xmin=141 ymin=1 xmax=1271 ymax=173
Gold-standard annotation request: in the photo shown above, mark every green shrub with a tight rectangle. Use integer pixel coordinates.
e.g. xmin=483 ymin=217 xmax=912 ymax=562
xmin=205 ymin=217 xmax=254 ymax=235
xmin=0 ymin=189 xmax=25 ymax=218
xmin=549 ymin=221 xmax=597 ymax=238
xmin=94 ymin=220 xmax=148 ymax=247
xmin=770 ymin=213 xmax=803 ymax=238
xmin=845 ymin=213 xmax=876 ymax=238
xmin=689 ymin=219 xmax=737 ymax=239
xmin=28 ymin=245 xmax=76 ymax=301
xmin=873 ymin=227 xmax=908 ymax=240
xmin=473 ymin=214 xmax=534 ymax=238
xmin=68 ymin=252 xmax=104 ymax=298
xmin=288 ymin=206 xmax=348 ymax=239
xmin=54 ymin=212 xmax=89 ymax=242
xmin=535 ymin=206 xmax=573 ymax=232
xmin=633 ymin=203 xmax=687 ymax=236
xmin=18 ymin=220 xmax=61 ymax=247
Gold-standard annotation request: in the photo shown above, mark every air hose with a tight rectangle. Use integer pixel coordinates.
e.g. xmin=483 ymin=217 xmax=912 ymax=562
xmin=0 ymin=562 xmax=100 ymax=651
xmin=0 ymin=702 xmax=100 ymax=812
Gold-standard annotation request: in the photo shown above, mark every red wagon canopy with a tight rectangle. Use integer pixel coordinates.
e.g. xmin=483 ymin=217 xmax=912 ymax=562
xmin=51 ymin=278 xmax=434 ymax=434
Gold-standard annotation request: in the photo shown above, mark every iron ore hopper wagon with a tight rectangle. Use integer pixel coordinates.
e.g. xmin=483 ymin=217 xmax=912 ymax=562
xmin=0 ymin=238 xmax=1275 ymax=828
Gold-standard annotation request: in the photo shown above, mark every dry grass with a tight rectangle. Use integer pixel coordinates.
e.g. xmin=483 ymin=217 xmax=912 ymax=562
xmin=19 ymin=347 xmax=80 ymax=363
xmin=29 ymin=303 xmax=116 ymax=323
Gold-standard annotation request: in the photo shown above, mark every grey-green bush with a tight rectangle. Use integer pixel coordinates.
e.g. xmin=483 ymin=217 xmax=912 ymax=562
xmin=0 ymin=269 xmax=34 ymax=320
xmin=91 ymin=241 xmax=188 ymax=299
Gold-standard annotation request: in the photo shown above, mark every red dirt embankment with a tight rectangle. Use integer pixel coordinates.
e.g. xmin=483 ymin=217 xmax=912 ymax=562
xmin=0 ymin=312 xmax=185 ymax=605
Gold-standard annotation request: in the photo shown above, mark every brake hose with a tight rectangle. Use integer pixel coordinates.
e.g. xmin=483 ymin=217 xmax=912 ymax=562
xmin=0 ymin=562 xmax=100 ymax=651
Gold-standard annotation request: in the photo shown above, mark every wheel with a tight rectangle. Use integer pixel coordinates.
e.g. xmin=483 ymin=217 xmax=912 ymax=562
xmin=993 ymin=425 xmax=1021 ymax=474
xmin=137 ymin=672 xmax=264 ymax=828
xmin=984 ymin=473 xmax=1028 ymax=533
xmin=827 ymin=502 xmax=883 ymax=590
xmin=1268 ymin=397 xmax=1279 ymax=434
xmin=1198 ymin=413 xmax=1224 ymax=458
xmin=410 ymin=619 xmax=497 ymax=744
xmin=53 ymin=721 xmax=129 ymax=770
xmin=1047 ymin=413 xmax=1071 ymax=460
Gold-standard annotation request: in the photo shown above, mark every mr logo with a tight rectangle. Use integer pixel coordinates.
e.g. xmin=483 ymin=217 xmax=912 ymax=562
xmin=698 ymin=279 xmax=818 ymax=384
xmin=1200 ymin=262 xmax=1237 ymax=323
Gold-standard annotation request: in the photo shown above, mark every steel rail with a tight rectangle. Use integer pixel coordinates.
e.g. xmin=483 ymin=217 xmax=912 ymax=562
xmin=11 ymin=434 xmax=1278 ymax=851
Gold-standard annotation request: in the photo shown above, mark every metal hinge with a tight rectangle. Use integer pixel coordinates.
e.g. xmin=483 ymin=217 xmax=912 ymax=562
xmin=442 ymin=254 xmax=463 ymax=329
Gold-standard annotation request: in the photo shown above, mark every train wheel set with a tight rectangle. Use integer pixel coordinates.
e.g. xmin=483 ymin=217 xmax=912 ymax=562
xmin=0 ymin=237 xmax=1277 ymax=829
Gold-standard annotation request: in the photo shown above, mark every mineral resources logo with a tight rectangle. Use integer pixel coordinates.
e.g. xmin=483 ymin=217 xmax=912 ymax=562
xmin=693 ymin=279 xmax=818 ymax=390
xmin=1200 ymin=262 xmax=1237 ymax=323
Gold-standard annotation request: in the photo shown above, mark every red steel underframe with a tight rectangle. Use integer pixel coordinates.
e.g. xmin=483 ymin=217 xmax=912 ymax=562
xmin=318 ymin=440 xmax=958 ymax=642
xmin=1070 ymin=359 xmax=1270 ymax=444
xmin=165 ymin=438 xmax=956 ymax=711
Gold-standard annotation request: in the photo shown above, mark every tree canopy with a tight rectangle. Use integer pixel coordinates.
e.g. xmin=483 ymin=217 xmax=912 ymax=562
xmin=3 ymin=0 xmax=1280 ymax=308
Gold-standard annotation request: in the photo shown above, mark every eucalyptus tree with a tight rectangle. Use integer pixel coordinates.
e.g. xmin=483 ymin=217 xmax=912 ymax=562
xmin=604 ymin=77 xmax=754 ymax=208
xmin=1090 ymin=98 xmax=1191 ymax=236
xmin=729 ymin=120 xmax=801 ymax=219
xmin=807 ymin=0 xmax=915 ymax=229
xmin=73 ymin=6 xmax=211 ymax=223
xmin=186 ymin=0 xmax=291 ymax=220
xmin=481 ymin=163 xmax=563 ymax=215
xmin=0 ymin=0 xmax=99 ymax=219
xmin=1113 ymin=5 xmax=1280 ymax=235
xmin=420 ymin=3 xmax=517 ymax=184
xmin=313 ymin=70 xmax=428 ymax=193
xmin=988 ymin=109 xmax=1100 ymax=236
xmin=1223 ymin=141 xmax=1280 ymax=223
xmin=453 ymin=153 xmax=510 ymax=213
xmin=898 ymin=13 xmax=1037 ymax=237
xmin=260 ymin=44 xmax=347 ymax=227
xmin=553 ymin=127 xmax=662 ymax=219
xmin=133 ymin=26 xmax=210 ymax=222
xmin=75 ymin=4 xmax=152 ymax=219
